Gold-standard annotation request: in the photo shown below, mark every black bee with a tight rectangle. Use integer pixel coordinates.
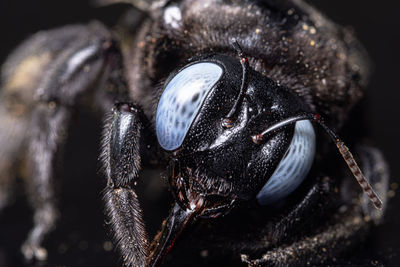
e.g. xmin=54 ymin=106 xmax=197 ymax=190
xmin=0 ymin=0 xmax=389 ymax=266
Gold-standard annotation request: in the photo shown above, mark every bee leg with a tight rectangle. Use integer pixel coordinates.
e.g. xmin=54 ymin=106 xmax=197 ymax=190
xmin=0 ymin=21 xmax=128 ymax=261
xmin=102 ymin=103 xmax=149 ymax=267
xmin=21 ymin=104 xmax=70 ymax=262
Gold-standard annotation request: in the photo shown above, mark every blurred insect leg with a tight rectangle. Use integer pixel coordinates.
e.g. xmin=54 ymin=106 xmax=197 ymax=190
xmin=21 ymin=104 xmax=69 ymax=261
xmin=0 ymin=108 xmax=27 ymax=211
xmin=0 ymin=21 xmax=129 ymax=261
xmin=102 ymin=103 xmax=149 ymax=267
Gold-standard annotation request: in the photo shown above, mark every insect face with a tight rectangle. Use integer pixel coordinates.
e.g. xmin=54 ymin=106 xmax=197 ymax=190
xmin=156 ymin=53 xmax=316 ymax=214
xmin=147 ymin=51 xmax=325 ymax=264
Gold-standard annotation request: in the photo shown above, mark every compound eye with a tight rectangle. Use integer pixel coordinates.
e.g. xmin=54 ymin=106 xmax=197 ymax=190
xmin=156 ymin=62 xmax=223 ymax=150
xmin=256 ymin=120 xmax=316 ymax=205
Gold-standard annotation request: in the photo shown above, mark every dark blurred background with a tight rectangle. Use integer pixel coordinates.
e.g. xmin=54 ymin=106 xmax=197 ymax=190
xmin=0 ymin=0 xmax=399 ymax=266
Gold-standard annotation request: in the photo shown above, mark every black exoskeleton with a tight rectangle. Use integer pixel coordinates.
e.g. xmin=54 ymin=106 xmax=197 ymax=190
xmin=0 ymin=0 xmax=389 ymax=266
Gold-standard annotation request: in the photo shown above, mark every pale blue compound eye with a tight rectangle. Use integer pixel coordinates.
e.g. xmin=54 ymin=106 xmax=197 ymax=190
xmin=156 ymin=62 xmax=223 ymax=150
xmin=256 ymin=120 xmax=316 ymax=205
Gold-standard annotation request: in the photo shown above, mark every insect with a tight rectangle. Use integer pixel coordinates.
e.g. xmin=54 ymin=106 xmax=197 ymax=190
xmin=0 ymin=0 xmax=390 ymax=266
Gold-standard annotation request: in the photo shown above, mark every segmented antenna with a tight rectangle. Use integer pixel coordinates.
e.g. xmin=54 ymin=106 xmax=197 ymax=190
xmin=336 ymin=140 xmax=383 ymax=209
xmin=222 ymin=41 xmax=249 ymax=128
xmin=251 ymin=113 xmax=383 ymax=210
xmin=313 ymin=114 xmax=383 ymax=210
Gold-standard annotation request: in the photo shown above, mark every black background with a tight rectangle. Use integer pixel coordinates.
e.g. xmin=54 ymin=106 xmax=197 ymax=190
xmin=0 ymin=0 xmax=399 ymax=266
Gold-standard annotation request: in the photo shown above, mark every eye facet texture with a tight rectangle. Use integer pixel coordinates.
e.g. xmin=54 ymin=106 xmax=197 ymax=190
xmin=156 ymin=62 xmax=223 ymax=150
xmin=256 ymin=120 xmax=316 ymax=205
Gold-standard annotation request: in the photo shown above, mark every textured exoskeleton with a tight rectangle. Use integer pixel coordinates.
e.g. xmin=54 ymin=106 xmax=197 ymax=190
xmin=0 ymin=0 xmax=389 ymax=266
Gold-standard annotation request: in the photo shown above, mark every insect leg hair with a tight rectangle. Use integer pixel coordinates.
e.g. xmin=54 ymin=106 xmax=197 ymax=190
xmin=101 ymin=103 xmax=149 ymax=267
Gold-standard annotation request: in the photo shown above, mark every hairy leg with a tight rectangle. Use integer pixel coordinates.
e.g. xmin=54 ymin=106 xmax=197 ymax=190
xmin=22 ymin=105 xmax=69 ymax=261
xmin=0 ymin=21 xmax=128 ymax=261
xmin=102 ymin=103 xmax=149 ymax=267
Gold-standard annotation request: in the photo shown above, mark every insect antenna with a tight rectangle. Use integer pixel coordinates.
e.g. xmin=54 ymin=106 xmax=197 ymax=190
xmin=222 ymin=41 xmax=250 ymax=128
xmin=312 ymin=114 xmax=383 ymax=210
xmin=252 ymin=113 xmax=383 ymax=210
